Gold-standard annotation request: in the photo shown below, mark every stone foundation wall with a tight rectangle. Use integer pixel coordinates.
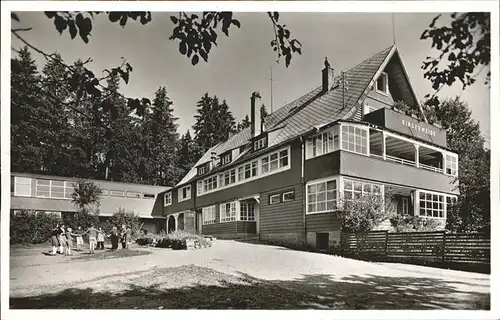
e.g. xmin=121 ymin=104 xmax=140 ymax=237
xmin=306 ymin=231 xmax=341 ymax=249
xmin=259 ymin=232 xmax=305 ymax=248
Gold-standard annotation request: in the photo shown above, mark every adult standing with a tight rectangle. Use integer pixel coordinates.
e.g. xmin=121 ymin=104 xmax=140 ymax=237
xmin=97 ymin=227 xmax=105 ymax=250
xmin=109 ymin=226 xmax=119 ymax=251
xmin=121 ymin=224 xmax=130 ymax=249
xmin=50 ymin=224 xmax=62 ymax=255
xmin=74 ymin=226 xmax=84 ymax=251
xmin=83 ymin=224 xmax=98 ymax=254
xmin=58 ymin=224 xmax=67 ymax=254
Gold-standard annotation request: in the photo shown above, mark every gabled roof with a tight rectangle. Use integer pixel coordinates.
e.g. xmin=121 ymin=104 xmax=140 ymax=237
xmin=176 ymin=45 xmax=421 ymax=187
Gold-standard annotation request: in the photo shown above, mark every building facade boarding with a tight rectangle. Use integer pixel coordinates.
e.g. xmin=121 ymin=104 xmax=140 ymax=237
xmin=10 ymin=172 xmax=170 ymax=234
xmin=162 ymin=45 xmax=459 ymax=250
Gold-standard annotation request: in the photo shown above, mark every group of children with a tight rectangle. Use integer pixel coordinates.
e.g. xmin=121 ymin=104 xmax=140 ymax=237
xmin=50 ymin=223 xmax=132 ymax=256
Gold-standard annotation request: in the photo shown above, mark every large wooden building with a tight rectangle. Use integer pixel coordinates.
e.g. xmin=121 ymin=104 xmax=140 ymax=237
xmin=162 ymin=45 xmax=459 ymax=249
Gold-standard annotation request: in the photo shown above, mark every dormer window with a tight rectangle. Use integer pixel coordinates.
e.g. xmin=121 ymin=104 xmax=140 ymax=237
xmin=376 ymin=72 xmax=389 ymax=95
xmin=197 ymin=165 xmax=206 ymax=176
xmin=221 ymin=152 xmax=232 ymax=165
xmin=254 ymin=136 xmax=267 ymax=151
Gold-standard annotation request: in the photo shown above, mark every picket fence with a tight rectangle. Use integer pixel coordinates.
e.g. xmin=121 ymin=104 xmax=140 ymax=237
xmin=340 ymin=230 xmax=490 ymax=265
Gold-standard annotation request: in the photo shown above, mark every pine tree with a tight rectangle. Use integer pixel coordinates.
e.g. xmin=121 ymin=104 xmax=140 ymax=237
xmin=142 ymin=86 xmax=180 ymax=185
xmin=177 ymin=130 xmax=200 ymax=180
xmin=40 ymin=53 xmax=75 ymax=176
xmin=11 ymin=46 xmax=48 ymax=173
xmin=192 ymin=93 xmax=236 ymax=154
xmin=237 ymin=114 xmax=251 ymax=132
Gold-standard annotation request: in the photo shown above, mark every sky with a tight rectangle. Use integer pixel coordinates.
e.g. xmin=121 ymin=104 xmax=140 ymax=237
xmin=11 ymin=11 xmax=491 ymax=146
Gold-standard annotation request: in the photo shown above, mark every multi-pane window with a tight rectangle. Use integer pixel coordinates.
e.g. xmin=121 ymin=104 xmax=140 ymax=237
xmin=14 ymin=177 xmax=32 ymax=197
xmin=224 ymin=169 xmax=237 ymax=185
xmin=198 ymin=166 xmax=206 ymax=175
xmin=202 ymin=206 xmax=216 ymax=225
xmin=269 ymin=194 xmax=281 ymax=204
xmin=178 ymin=185 xmax=191 ymax=202
xmin=239 ymin=161 xmax=258 ymax=180
xmin=204 ymin=176 xmax=217 ymax=192
xmin=164 ymin=192 xmax=172 ymax=206
xmin=341 ymin=125 xmax=368 ymax=155
xmin=127 ymin=192 xmax=141 ymax=198
xmin=240 ymin=202 xmax=255 ymax=221
xmin=110 ymin=190 xmax=125 ymax=197
xmin=282 ymin=191 xmax=295 ymax=202
xmin=445 ymin=153 xmax=458 ymax=176
xmin=220 ymin=202 xmax=237 ymax=222
xmin=418 ymin=191 xmax=445 ymax=218
xmin=222 ymin=153 xmax=232 ymax=165
xmin=306 ymin=126 xmax=339 ymax=159
xmin=254 ymin=137 xmax=267 ymax=151
xmin=307 ymin=179 xmax=337 ymax=214
xmin=262 ymin=149 xmax=289 ymax=174
xmin=197 ymin=181 xmax=203 ymax=195
xmin=343 ymin=178 xmax=381 ymax=202
xmin=35 ymin=179 xmax=74 ymax=199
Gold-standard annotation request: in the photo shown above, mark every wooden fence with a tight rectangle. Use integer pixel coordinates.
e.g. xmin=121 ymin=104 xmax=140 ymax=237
xmin=340 ymin=230 xmax=490 ymax=265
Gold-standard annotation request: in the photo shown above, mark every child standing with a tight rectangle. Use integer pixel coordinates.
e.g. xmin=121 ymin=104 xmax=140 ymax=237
xmin=83 ymin=224 xmax=98 ymax=254
xmin=64 ymin=227 xmax=79 ymax=256
xmin=97 ymin=227 xmax=105 ymax=250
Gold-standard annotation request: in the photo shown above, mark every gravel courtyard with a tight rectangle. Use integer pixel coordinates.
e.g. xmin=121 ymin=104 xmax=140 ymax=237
xmin=10 ymin=240 xmax=490 ymax=309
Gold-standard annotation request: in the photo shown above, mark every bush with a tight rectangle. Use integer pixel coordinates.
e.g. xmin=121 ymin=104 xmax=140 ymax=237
xmin=135 ymin=230 xmax=212 ymax=249
xmin=390 ymin=215 xmax=443 ymax=233
xmin=10 ymin=210 xmax=62 ymax=245
xmin=61 ymin=211 xmax=100 ymax=231
xmin=101 ymin=208 xmax=141 ymax=239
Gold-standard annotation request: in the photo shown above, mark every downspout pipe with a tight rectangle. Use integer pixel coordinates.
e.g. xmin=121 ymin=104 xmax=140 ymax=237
xmin=300 ymin=136 xmax=306 ymax=247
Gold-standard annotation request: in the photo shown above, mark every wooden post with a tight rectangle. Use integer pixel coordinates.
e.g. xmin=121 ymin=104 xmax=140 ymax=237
xmin=385 ymin=230 xmax=389 ymax=259
xmin=442 ymin=231 xmax=446 ymax=263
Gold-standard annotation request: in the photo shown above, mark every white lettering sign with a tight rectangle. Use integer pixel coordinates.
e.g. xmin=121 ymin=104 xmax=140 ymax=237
xmin=401 ymin=119 xmax=436 ymax=137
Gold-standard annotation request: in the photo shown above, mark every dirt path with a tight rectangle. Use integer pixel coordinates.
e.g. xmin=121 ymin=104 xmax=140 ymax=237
xmin=10 ymin=240 xmax=490 ymax=309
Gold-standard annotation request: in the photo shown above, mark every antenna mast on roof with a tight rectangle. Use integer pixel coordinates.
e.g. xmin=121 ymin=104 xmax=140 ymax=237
xmin=337 ymin=71 xmax=349 ymax=108
xmin=270 ymin=66 xmax=274 ymax=113
xmin=392 ymin=13 xmax=396 ymax=45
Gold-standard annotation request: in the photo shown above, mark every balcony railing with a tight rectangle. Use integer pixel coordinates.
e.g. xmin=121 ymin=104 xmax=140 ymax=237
xmin=420 ymin=163 xmax=444 ymax=174
xmin=386 ymin=155 xmax=416 ymax=167
xmin=376 ymin=154 xmax=444 ymax=174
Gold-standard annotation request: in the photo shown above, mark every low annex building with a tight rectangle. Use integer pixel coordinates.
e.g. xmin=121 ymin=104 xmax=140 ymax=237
xmin=10 ymin=172 xmax=170 ymax=234
xmin=162 ymin=45 xmax=459 ymax=249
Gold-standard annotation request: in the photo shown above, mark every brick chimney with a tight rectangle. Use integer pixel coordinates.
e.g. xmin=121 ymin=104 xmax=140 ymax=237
xmin=322 ymin=57 xmax=335 ymax=92
xmin=250 ymin=92 xmax=262 ymax=137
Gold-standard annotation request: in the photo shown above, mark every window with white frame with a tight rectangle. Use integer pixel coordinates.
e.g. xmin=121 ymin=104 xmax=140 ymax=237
xmin=282 ymin=190 xmax=295 ymax=202
xmin=445 ymin=153 xmax=458 ymax=176
xmin=35 ymin=179 xmax=74 ymax=199
xmin=204 ymin=176 xmax=217 ymax=192
xmin=239 ymin=161 xmax=258 ymax=181
xmin=222 ymin=153 xmax=232 ymax=165
xmin=307 ymin=179 xmax=338 ymax=214
xmin=262 ymin=149 xmax=289 ymax=174
xmin=306 ymin=126 xmax=339 ymax=159
xmin=110 ymin=190 xmax=125 ymax=197
xmin=254 ymin=137 xmax=267 ymax=151
xmin=198 ymin=166 xmax=206 ymax=175
xmin=224 ymin=169 xmax=237 ymax=186
xmin=418 ymin=191 xmax=445 ymax=218
xmin=218 ymin=173 xmax=224 ymax=187
xmin=376 ymin=72 xmax=388 ymax=94
xmin=197 ymin=181 xmax=203 ymax=195
xmin=269 ymin=194 xmax=281 ymax=204
xmin=202 ymin=206 xmax=216 ymax=225
xmin=341 ymin=125 xmax=368 ymax=155
xmin=220 ymin=202 xmax=237 ymax=222
xmin=14 ymin=177 xmax=32 ymax=197
xmin=164 ymin=192 xmax=172 ymax=206
xmin=343 ymin=178 xmax=382 ymax=203
xmin=127 ymin=191 xmax=141 ymax=198
xmin=402 ymin=198 xmax=409 ymax=215
xmin=240 ymin=202 xmax=255 ymax=221
xmin=178 ymin=185 xmax=191 ymax=202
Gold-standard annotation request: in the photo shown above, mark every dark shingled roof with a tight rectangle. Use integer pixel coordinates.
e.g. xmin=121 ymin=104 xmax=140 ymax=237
xmin=176 ymin=45 xmax=395 ymax=186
